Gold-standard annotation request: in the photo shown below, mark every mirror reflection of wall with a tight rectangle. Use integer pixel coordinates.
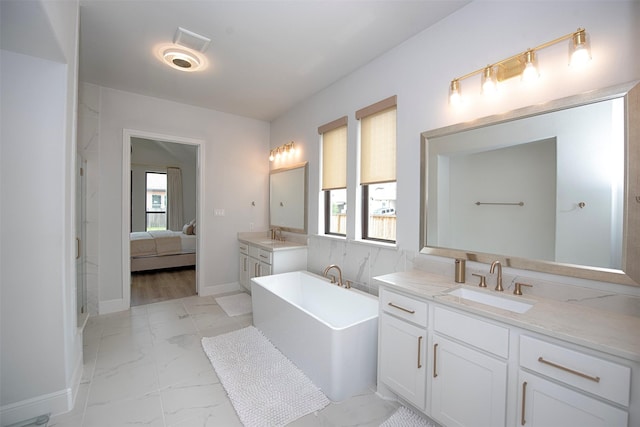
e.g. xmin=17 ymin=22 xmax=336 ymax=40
xmin=440 ymin=139 xmax=557 ymax=260
xmin=270 ymin=162 xmax=308 ymax=233
xmin=425 ymin=95 xmax=624 ymax=271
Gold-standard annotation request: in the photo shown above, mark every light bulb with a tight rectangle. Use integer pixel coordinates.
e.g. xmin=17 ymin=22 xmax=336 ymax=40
xmin=481 ymin=66 xmax=497 ymax=95
xmin=449 ymin=80 xmax=461 ymax=105
xmin=569 ymin=29 xmax=591 ymax=68
xmin=570 ymin=45 xmax=591 ymax=68
xmin=521 ymin=50 xmax=539 ymax=82
xmin=269 ymin=151 xmax=274 ymax=162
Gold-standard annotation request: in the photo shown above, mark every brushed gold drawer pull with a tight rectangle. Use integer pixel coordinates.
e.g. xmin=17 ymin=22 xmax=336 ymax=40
xmin=521 ymin=381 xmax=527 ymax=426
xmin=433 ymin=343 xmax=438 ymax=378
xmin=260 ymin=254 xmax=269 ymax=259
xmin=387 ymin=302 xmax=415 ymax=314
xmin=417 ymin=336 xmax=423 ymax=369
xmin=538 ymin=357 xmax=601 ymax=383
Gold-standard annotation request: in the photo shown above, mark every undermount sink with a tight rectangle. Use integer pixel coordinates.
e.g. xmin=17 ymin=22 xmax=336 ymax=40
xmin=258 ymin=239 xmax=287 ymax=244
xmin=446 ymin=287 xmax=534 ymax=314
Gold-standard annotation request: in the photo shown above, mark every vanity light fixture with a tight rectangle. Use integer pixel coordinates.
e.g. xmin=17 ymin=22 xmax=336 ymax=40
xmin=269 ymin=142 xmax=296 ymax=162
xmin=449 ymin=28 xmax=591 ymax=105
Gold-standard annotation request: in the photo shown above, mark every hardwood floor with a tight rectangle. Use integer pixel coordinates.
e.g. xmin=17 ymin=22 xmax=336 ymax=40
xmin=131 ymin=267 xmax=196 ymax=307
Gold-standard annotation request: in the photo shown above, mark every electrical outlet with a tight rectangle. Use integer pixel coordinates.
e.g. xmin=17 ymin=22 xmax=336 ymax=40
xmin=214 ymin=208 xmax=225 ymax=216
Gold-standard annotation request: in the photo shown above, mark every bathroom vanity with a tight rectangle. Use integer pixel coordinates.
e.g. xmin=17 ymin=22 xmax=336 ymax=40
xmin=237 ymin=233 xmax=307 ymax=292
xmin=375 ymin=270 xmax=638 ymax=427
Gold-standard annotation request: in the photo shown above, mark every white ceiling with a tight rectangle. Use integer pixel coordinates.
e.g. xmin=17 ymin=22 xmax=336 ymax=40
xmin=79 ymin=0 xmax=469 ymax=121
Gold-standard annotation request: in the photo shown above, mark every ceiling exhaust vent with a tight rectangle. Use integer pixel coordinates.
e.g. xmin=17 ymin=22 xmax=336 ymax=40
xmin=174 ymin=27 xmax=211 ymax=53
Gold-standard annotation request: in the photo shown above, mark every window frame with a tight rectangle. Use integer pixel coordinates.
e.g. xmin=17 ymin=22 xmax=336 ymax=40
xmin=145 ymin=171 xmax=167 ymax=231
xmin=324 ymin=188 xmax=347 ymax=237
xmin=361 ymin=182 xmax=396 ymax=243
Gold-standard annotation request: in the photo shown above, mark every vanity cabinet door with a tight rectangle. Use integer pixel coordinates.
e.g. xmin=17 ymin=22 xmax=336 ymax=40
xmin=431 ymin=334 xmax=507 ymax=427
xmin=379 ymin=312 xmax=427 ymax=410
xmin=239 ymin=251 xmax=250 ymax=291
xmin=259 ymin=261 xmax=272 ymax=276
xmin=518 ymin=370 xmax=628 ymax=427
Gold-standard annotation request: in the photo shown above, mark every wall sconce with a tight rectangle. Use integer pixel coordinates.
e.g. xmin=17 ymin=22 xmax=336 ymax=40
xmin=269 ymin=141 xmax=296 ymax=162
xmin=449 ymin=28 xmax=591 ymax=106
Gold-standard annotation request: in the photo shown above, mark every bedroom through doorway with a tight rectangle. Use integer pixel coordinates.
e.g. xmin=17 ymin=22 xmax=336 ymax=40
xmin=123 ymin=131 xmax=204 ymax=308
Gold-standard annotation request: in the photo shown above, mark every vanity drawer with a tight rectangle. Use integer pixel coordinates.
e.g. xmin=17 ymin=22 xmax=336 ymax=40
xmin=380 ymin=289 xmax=428 ymax=327
xmin=434 ymin=307 xmax=509 ymax=358
xmin=239 ymin=242 xmax=249 ymax=255
xmin=249 ymin=245 xmax=272 ymax=264
xmin=520 ymin=335 xmax=630 ymax=406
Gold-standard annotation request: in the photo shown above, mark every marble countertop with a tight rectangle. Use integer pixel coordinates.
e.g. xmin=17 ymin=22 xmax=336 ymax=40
xmin=238 ymin=232 xmax=307 ymax=252
xmin=374 ymin=271 xmax=640 ymax=362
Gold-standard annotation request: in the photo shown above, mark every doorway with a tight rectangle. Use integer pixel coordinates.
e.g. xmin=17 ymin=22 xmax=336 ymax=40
xmin=122 ymin=130 xmax=205 ymax=309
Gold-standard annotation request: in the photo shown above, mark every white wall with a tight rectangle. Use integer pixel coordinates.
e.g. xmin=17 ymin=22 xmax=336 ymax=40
xmin=0 ymin=0 xmax=82 ymax=423
xmin=270 ymin=1 xmax=640 ymax=290
xmin=95 ymin=87 xmax=270 ymax=307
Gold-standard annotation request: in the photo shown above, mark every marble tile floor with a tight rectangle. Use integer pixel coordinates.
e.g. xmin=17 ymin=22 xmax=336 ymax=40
xmin=49 ymin=293 xmax=400 ymax=427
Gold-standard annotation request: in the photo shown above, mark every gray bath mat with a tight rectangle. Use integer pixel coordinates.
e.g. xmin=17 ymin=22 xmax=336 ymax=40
xmin=381 ymin=406 xmax=436 ymax=427
xmin=202 ymin=326 xmax=330 ymax=427
xmin=215 ymin=292 xmax=252 ymax=317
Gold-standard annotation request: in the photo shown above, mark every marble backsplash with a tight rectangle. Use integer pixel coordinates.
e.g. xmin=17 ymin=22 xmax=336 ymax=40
xmin=306 ymin=235 xmax=640 ymax=318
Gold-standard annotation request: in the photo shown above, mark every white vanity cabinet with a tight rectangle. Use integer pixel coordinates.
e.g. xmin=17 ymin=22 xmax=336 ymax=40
xmin=379 ymin=289 xmax=428 ymax=410
xmin=431 ymin=307 xmax=508 ymax=427
xmin=376 ymin=276 xmax=638 ymax=427
xmin=517 ymin=336 xmax=630 ymax=427
xmin=238 ymin=239 xmax=307 ymax=292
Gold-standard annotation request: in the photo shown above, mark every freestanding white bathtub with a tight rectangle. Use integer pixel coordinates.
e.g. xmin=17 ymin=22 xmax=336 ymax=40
xmin=251 ymin=270 xmax=379 ymax=402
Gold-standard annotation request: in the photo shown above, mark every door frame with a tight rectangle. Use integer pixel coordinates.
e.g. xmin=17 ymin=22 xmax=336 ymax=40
xmin=122 ymin=129 xmax=205 ymax=308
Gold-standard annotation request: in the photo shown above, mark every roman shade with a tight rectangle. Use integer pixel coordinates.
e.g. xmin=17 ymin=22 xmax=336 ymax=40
xmin=319 ymin=116 xmax=348 ymax=191
xmin=357 ymin=96 xmax=397 ymax=185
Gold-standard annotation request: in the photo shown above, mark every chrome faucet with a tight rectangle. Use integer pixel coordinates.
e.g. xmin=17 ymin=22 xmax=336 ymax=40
xmin=323 ymin=264 xmax=344 ymax=287
xmin=490 ymin=260 xmax=504 ymax=292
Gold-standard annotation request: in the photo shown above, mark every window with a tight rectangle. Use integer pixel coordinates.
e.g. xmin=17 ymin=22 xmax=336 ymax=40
xmin=319 ymin=116 xmax=348 ymax=235
xmin=357 ymin=96 xmax=397 ymax=242
xmin=146 ymin=172 xmax=167 ymax=231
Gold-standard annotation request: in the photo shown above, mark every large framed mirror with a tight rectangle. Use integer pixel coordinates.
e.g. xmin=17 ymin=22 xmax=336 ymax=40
xmin=420 ymin=81 xmax=639 ymax=286
xmin=270 ymin=162 xmax=308 ymax=233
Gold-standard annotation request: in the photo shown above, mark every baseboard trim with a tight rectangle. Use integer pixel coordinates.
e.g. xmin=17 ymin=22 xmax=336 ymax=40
xmin=0 ymin=388 xmax=70 ymax=427
xmin=199 ymin=281 xmax=241 ymax=296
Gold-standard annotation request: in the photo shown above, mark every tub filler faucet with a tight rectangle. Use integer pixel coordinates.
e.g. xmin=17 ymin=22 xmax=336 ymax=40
xmin=323 ymin=264 xmax=351 ymax=288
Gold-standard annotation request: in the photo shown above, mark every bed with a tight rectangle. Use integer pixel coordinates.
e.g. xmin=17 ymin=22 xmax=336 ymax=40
xmin=130 ymin=230 xmax=196 ymax=272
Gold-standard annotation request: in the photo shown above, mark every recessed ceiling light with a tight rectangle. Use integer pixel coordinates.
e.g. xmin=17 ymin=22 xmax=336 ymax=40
xmin=164 ymin=48 xmax=200 ymax=70
xmin=156 ymin=45 xmax=207 ymax=72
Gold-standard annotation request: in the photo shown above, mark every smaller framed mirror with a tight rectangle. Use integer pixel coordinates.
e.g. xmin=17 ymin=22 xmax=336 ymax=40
xmin=270 ymin=162 xmax=308 ymax=233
